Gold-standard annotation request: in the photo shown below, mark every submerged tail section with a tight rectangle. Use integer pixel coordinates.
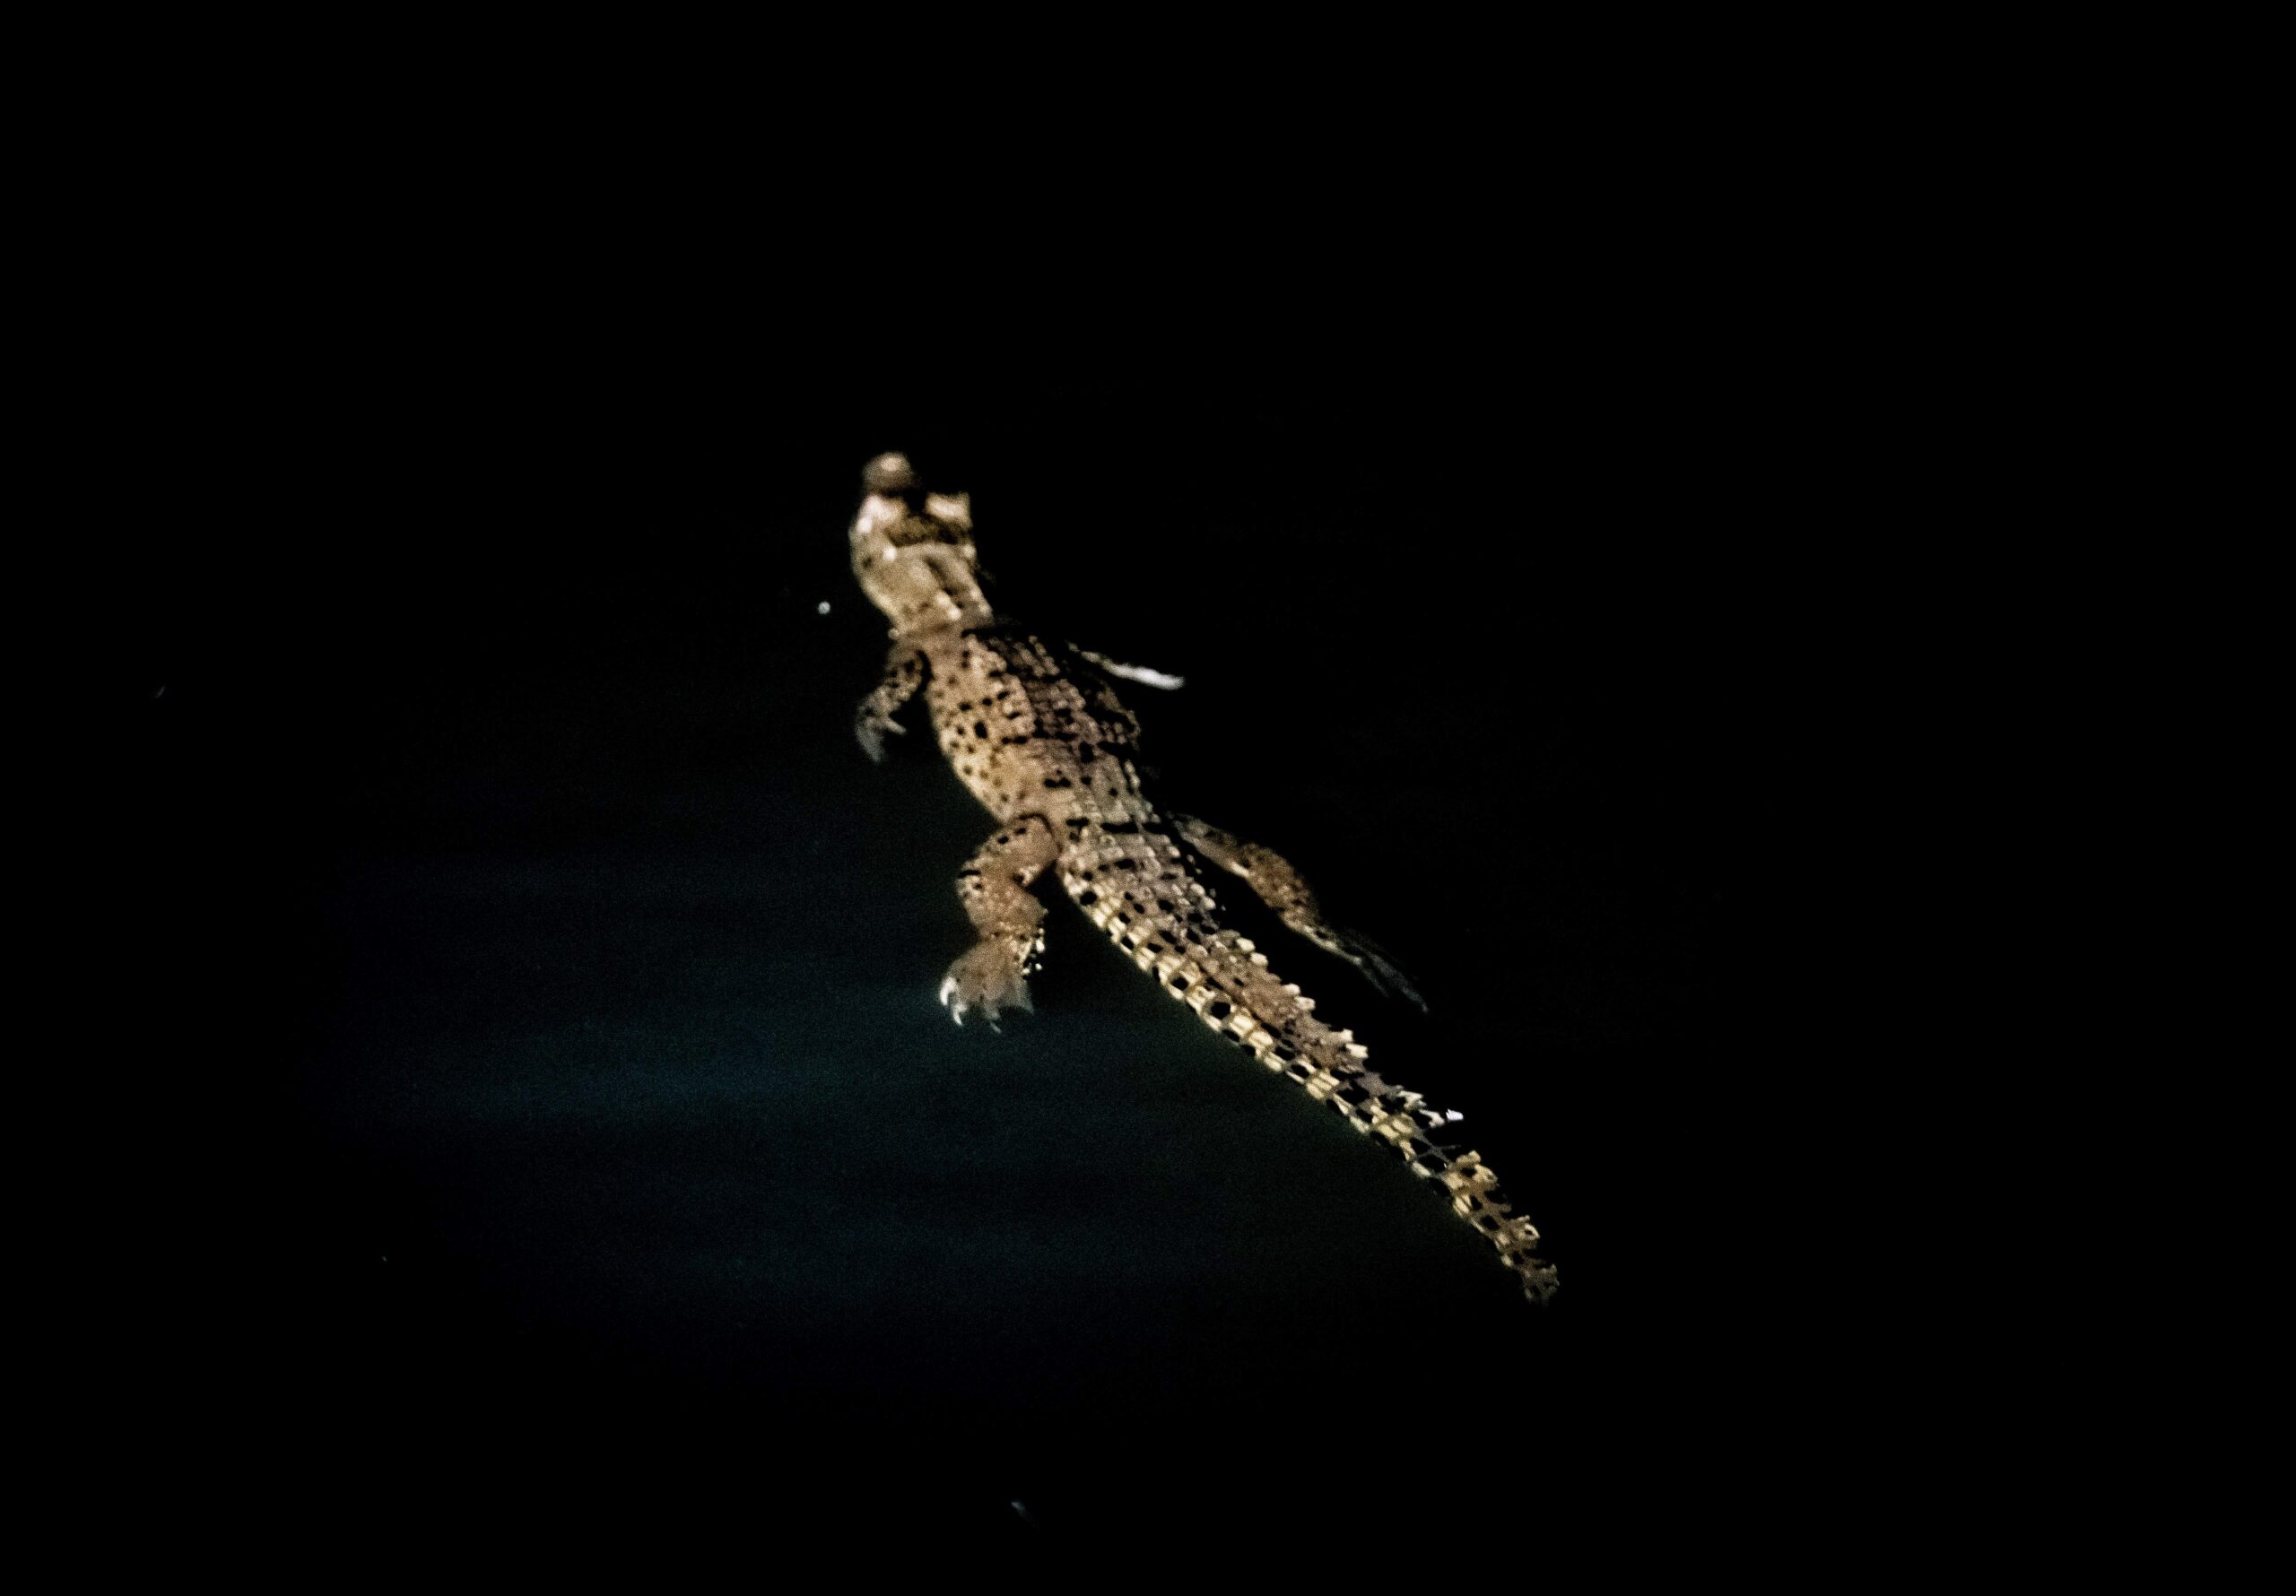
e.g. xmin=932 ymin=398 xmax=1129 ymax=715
xmin=1058 ymin=816 xmax=1558 ymax=1304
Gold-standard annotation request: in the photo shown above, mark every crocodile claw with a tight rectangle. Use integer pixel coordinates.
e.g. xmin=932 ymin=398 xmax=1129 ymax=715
xmin=856 ymin=715 xmax=906 ymax=764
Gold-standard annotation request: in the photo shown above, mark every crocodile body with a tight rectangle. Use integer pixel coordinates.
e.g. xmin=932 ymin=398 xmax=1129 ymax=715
xmin=848 ymin=453 xmax=1556 ymax=1303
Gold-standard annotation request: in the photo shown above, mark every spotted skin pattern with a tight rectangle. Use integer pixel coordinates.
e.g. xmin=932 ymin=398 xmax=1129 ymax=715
xmin=848 ymin=453 xmax=1556 ymax=1303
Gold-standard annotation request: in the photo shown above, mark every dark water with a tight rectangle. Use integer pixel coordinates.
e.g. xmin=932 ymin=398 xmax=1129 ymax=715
xmin=116 ymin=372 xmax=1744 ymax=1556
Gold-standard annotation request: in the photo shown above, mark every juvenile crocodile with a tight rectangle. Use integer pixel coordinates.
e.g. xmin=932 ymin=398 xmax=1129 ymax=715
xmin=848 ymin=452 xmax=1557 ymax=1303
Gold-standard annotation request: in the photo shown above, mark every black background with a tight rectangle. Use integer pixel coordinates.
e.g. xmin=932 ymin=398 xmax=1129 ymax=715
xmin=107 ymin=296 xmax=1773 ymax=1558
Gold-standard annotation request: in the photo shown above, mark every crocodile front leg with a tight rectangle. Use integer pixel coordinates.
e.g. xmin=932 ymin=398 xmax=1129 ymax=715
xmin=1172 ymin=814 xmax=1427 ymax=1011
xmin=942 ymin=815 xmax=1058 ymax=1027
xmin=855 ymin=643 xmax=926 ymax=763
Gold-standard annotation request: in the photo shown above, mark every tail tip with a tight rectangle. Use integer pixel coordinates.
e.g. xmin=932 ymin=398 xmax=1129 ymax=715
xmin=1517 ymin=1256 xmax=1561 ymax=1305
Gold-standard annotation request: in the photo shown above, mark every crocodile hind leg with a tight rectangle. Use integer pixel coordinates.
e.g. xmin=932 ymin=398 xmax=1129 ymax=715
xmin=1170 ymin=814 xmax=1427 ymax=1011
xmin=942 ymin=814 xmax=1058 ymax=1028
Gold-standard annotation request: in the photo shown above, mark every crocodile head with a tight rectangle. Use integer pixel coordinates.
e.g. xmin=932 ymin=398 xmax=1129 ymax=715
xmin=849 ymin=453 xmax=996 ymax=635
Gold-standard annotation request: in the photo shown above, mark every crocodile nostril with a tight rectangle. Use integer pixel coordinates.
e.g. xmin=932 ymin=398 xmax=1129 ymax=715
xmin=862 ymin=451 xmax=917 ymax=494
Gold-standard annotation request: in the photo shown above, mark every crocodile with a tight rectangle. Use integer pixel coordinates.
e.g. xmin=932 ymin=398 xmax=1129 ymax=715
xmin=848 ymin=452 xmax=1557 ymax=1303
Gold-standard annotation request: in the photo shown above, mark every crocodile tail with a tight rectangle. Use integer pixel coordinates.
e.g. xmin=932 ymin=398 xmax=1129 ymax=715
xmin=1059 ymin=830 xmax=1558 ymax=1304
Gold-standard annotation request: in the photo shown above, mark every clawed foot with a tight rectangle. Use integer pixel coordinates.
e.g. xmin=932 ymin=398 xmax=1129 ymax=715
xmin=856 ymin=712 xmax=906 ymax=764
xmin=938 ymin=940 xmax=1035 ymax=1028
